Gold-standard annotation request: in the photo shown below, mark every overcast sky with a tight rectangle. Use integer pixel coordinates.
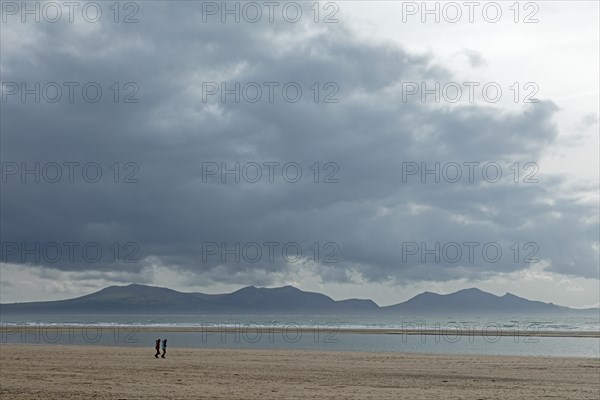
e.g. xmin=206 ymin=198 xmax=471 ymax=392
xmin=1 ymin=1 xmax=598 ymax=308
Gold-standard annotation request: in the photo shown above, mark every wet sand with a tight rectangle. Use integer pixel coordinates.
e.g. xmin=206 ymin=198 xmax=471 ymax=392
xmin=1 ymin=344 xmax=598 ymax=399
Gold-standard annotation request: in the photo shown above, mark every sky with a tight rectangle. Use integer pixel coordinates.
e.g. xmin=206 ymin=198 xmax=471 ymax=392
xmin=1 ymin=1 xmax=599 ymax=308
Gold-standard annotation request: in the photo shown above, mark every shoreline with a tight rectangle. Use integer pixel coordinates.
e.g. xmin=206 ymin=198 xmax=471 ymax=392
xmin=1 ymin=325 xmax=598 ymax=338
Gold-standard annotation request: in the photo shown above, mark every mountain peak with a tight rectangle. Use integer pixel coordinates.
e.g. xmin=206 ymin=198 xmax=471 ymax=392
xmin=381 ymin=286 xmax=575 ymax=314
xmin=273 ymin=285 xmax=300 ymax=291
xmin=456 ymin=287 xmax=487 ymax=294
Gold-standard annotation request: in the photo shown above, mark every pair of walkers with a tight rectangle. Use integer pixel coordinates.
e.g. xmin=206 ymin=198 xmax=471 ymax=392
xmin=154 ymin=338 xmax=167 ymax=358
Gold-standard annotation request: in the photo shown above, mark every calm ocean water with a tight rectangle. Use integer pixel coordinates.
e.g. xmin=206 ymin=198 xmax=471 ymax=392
xmin=2 ymin=314 xmax=599 ymax=357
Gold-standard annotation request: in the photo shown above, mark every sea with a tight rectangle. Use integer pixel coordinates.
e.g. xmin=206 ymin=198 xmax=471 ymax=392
xmin=1 ymin=313 xmax=599 ymax=358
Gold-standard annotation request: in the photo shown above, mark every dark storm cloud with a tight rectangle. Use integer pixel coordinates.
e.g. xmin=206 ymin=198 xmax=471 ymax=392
xmin=1 ymin=2 xmax=597 ymax=286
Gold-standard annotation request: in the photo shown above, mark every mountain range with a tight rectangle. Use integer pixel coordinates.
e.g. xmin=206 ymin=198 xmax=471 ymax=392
xmin=1 ymin=284 xmax=597 ymax=315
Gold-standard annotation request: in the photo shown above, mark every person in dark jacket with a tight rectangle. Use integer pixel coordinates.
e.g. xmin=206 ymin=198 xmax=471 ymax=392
xmin=161 ymin=338 xmax=167 ymax=358
xmin=154 ymin=339 xmax=161 ymax=358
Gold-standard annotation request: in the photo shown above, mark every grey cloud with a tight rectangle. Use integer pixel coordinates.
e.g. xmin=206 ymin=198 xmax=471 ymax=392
xmin=1 ymin=3 xmax=597 ymax=288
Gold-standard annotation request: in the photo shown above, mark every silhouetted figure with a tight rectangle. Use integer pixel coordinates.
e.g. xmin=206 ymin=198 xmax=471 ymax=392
xmin=155 ymin=339 xmax=161 ymax=358
xmin=161 ymin=338 xmax=167 ymax=358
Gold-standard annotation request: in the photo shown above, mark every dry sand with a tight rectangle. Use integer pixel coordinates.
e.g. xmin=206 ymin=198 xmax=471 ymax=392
xmin=1 ymin=345 xmax=598 ymax=399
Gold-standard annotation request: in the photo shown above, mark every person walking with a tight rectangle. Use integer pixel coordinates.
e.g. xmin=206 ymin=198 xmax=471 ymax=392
xmin=154 ymin=339 xmax=161 ymax=358
xmin=161 ymin=338 xmax=167 ymax=358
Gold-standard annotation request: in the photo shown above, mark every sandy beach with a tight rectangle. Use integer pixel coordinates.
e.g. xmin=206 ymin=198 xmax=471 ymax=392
xmin=1 ymin=345 xmax=598 ymax=399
